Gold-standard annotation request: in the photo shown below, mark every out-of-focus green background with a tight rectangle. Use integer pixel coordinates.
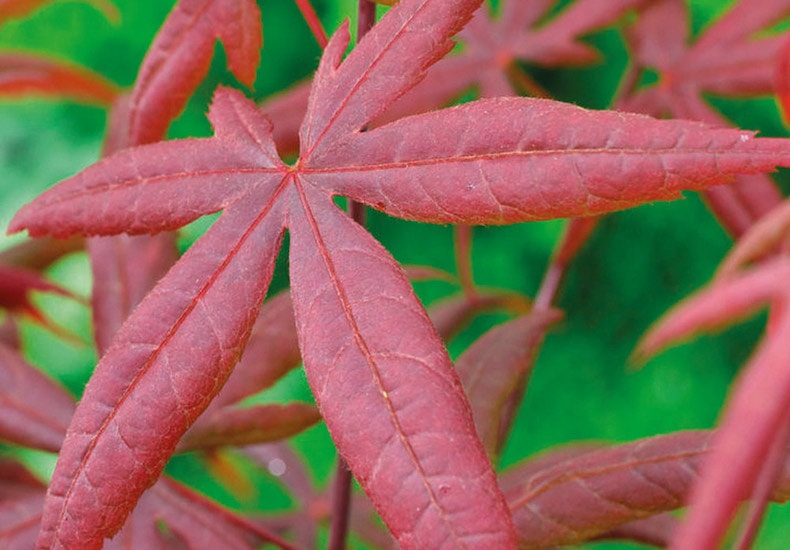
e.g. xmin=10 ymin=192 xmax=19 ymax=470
xmin=1 ymin=0 xmax=788 ymax=547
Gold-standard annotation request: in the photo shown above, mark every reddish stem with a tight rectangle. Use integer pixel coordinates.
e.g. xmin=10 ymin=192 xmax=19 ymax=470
xmin=534 ymin=217 xmax=599 ymax=310
xmin=454 ymin=225 xmax=477 ymax=298
xmin=496 ymin=217 xmax=599 ymax=454
xmin=507 ymin=63 xmax=551 ymax=98
xmin=328 ymin=458 xmax=353 ymax=550
xmin=293 ymin=0 xmax=329 ymax=48
xmin=328 ymin=5 xmax=378 ymax=548
xmin=357 ymin=0 xmax=377 ymax=39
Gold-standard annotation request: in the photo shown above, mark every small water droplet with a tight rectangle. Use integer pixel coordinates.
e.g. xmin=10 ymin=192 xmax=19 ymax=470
xmin=268 ymin=458 xmax=287 ymax=477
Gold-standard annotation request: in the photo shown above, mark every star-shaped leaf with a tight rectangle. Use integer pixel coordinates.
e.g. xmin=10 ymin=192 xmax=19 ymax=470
xmin=11 ymin=0 xmax=790 ymax=546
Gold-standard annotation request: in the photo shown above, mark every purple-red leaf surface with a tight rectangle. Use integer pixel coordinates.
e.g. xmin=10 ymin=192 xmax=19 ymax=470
xmin=12 ymin=0 xmax=790 ymax=547
xmin=32 ymin=186 xmax=286 ymax=547
xmin=203 ymin=291 xmax=301 ymax=411
xmin=0 ymin=343 xmax=74 ymax=452
xmin=318 ymin=98 xmax=790 ymax=224
xmin=287 ymin=181 xmax=516 ymax=546
xmin=127 ymin=0 xmax=262 ymax=145
xmin=619 ymin=0 xmax=789 ymax=236
xmin=261 ymin=0 xmax=646 ymax=156
xmin=178 ymin=402 xmax=320 ymax=451
xmin=0 ymin=459 xmax=46 ymax=550
xmin=502 ymin=430 xmax=790 ymax=549
xmin=455 ymin=309 xmax=561 ymax=457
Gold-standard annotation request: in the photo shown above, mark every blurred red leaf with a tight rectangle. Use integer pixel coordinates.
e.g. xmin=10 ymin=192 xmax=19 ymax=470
xmin=718 ymin=197 xmax=790 ymax=277
xmin=0 ymin=0 xmax=118 ymax=26
xmin=0 ymin=264 xmax=83 ymax=342
xmin=0 ymin=53 xmax=118 ymax=105
xmin=0 ymin=459 xmax=45 ymax=550
xmin=638 ymin=257 xmax=790 ymax=549
xmin=620 ymin=0 xmax=790 ymax=237
xmin=455 ymin=308 xmax=561 ymax=458
xmin=428 ymin=291 xmax=531 ymax=342
xmin=503 ymin=430 xmax=790 ymax=549
xmin=178 ymin=402 xmax=320 ymax=452
xmin=0 ymin=342 xmax=74 ymax=451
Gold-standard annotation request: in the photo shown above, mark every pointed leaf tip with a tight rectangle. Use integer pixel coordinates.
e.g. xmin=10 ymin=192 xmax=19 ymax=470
xmin=288 ymin=184 xmax=517 ymax=548
xmin=128 ymin=0 xmax=262 ymax=144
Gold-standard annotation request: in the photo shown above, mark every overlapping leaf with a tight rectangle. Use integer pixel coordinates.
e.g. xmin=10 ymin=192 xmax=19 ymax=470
xmin=619 ymin=0 xmax=790 ymax=236
xmin=0 ymin=263 xmax=82 ymax=344
xmin=12 ymin=0 xmax=790 ymax=546
xmin=0 ymin=296 xmax=307 ymax=549
xmin=0 ymin=342 xmax=74 ymax=452
xmin=638 ymin=256 xmax=790 ymax=549
xmin=718 ymin=197 xmax=790 ymax=276
xmin=0 ymin=0 xmax=118 ymax=26
xmin=502 ymin=430 xmax=790 ymax=549
xmin=261 ymin=0 xmax=646 ymax=156
xmin=127 ymin=0 xmax=261 ymax=145
xmin=0 ymin=53 xmax=118 ymax=105
xmin=0 ymin=456 xmax=292 ymax=550
xmin=0 ymin=458 xmax=45 ymax=549
xmin=455 ymin=308 xmax=561 ymax=458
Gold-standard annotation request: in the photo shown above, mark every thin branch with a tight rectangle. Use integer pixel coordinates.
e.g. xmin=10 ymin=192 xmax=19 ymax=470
xmin=328 ymin=458 xmax=353 ymax=550
xmin=294 ymin=0 xmax=329 ymax=48
xmin=454 ymin=225 xmax=477 ymax=298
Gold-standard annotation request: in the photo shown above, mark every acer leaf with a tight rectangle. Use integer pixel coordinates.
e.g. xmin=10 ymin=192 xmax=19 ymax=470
xmin=0 ymin=342 xmax=74 ymax=451
xmin=35 ymin=193 xmax=286 ymax=547
xmin=108 ymin=478 xmax=294 ymax=550
xmin=287 ymin=181 xmax=517 ymax=546
xmin=204 ymin=291 xmax=301 ymax=411
xmin=320 ymin=98 xmax=790 ymax=224
xmin=718 ymin=197 xmax=790 ymax=277
xmin=428 ymin=291 xmax=530 ymax=342
xmin=620 ymin=0 xmax=788 ymax=237
xmin=0 ymin=53 xmax=118 ymax=106
xmin=127 ymin=0 xmax=262 ymax=145
xmin=638 ymin=258 xmax=790 ymax=549
xmin=502 ymin=430 xmax=790 ymax=549
xmin=455 ymin=308 xmax=561 ymax=458
xmin=0 ymin=459 xmax=45 ymax=550
xmin=13 ymin=0 xmax=790 ymax=546
xmin=178 ymin=402 xmax=320 ymax=451
xmin=0 ymin=0 xmax=118 ymax=26
xmin=298 ymin=0 xmax=481 ymax=160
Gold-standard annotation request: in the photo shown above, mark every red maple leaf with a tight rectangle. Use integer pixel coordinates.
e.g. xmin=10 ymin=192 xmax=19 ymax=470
xmin=10 ymin=0 xmax=790 ymax=546
xmin=618 ymin=0 xmax=790 ymax=236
